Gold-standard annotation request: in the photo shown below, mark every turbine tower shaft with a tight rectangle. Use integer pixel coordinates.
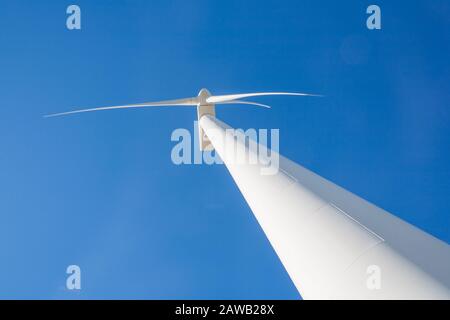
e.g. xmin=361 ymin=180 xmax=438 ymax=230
xmin=199 ymin=114 xmax=450 ymax=299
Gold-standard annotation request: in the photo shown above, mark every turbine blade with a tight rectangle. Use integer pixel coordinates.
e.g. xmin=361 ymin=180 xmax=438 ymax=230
xmin=207 ymin=92 xmax=322 ymax=104
xmin=218 ymin=100 xmax=271 ymax=109
xmin=44 ymin=97 xmax=198 ymax=118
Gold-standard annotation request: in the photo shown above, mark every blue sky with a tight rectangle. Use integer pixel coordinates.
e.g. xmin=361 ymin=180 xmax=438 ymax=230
xmin=0 ymin=0 xmax=449 ymax=299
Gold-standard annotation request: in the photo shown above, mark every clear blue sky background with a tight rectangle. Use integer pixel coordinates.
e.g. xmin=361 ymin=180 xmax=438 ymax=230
xmin=0 ymin=1 xmax=449 ymax=299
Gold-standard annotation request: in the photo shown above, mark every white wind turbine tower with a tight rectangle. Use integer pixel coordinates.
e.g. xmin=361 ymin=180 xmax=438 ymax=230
xmin=46 ymin=88 xmax=450 ymax=299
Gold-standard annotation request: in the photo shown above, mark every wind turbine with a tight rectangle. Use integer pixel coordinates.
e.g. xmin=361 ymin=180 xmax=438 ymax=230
xmin=46 ymin=88 xmax=450 ymax=299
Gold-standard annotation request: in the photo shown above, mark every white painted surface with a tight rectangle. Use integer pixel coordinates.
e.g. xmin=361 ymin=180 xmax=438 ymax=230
xmin=200 ymin=114 xmax=450 ymax=299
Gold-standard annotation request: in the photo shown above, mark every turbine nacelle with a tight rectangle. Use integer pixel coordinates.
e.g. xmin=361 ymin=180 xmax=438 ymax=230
xmin=197 ymin=89 xmax=215 ymax=150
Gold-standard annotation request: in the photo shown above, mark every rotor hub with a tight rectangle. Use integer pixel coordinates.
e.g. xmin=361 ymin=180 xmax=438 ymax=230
xmin=197 ymin=88 xmax=211 ymax=105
